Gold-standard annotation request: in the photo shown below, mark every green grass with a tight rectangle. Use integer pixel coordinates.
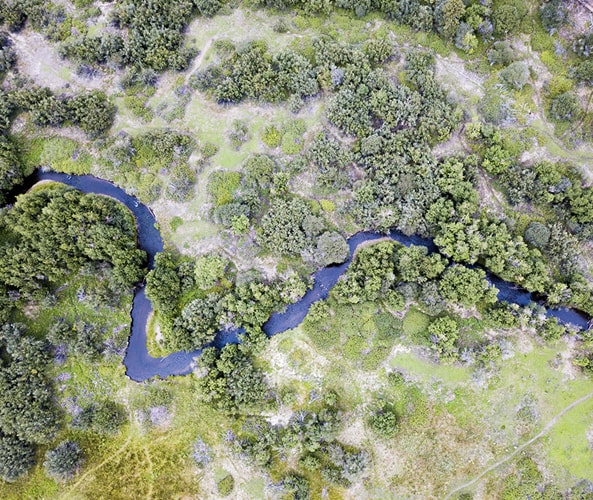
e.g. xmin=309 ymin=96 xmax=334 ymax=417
xmin=20 ymin=136 xmax=94 ymax=174
xmin=402 ymin=307 xmax=431 ymax=340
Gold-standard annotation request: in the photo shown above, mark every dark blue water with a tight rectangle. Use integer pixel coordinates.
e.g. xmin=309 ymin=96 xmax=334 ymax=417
xmin=17 ymin=171 xmax=592 ymax=381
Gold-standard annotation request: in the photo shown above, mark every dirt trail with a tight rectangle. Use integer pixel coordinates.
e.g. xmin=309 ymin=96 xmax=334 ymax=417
xmin=185 ymin=38 xmax=213 ymax=84
xmin=443 ymin=389 xmax=593 ymax=499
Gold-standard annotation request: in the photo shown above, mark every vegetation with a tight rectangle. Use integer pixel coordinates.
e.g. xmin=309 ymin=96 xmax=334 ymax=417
xmin=1 ymin=0 xmax=593 ymax=497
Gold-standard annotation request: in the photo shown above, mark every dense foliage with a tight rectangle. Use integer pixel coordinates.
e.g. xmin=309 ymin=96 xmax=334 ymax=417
xmin=0 ymin=324 xmax=60 ymax=481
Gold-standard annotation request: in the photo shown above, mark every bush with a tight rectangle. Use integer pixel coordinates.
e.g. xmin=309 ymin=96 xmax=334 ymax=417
xmin=369 ymin=403 xmax=398 ymax=438
xmin=217 ymin=474 xmax=235 ymax=496
xmin=44 ymin=441 xmax=84 ymax=481
xmin=316 ymin=231 xmax=350 ymax=266
xmin=549 ymin=92 xmax=579 ymax=122
xmin=499 ymin=62 xmax=529 ymax=90
xmin=524 ymin=222 xmax=550 ymax=249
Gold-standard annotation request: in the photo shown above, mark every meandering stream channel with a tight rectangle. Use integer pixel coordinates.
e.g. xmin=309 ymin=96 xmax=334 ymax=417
xmin=17 ymin=171 xmax=592 ymax=381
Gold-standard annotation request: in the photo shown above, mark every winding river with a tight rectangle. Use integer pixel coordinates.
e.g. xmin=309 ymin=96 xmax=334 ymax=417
xmin=15 ymin=170 xmax=592 ymax=381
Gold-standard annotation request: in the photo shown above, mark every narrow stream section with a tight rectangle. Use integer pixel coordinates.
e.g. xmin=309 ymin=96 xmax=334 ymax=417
xmin=20 ymin=171 xmax=592 ymax=381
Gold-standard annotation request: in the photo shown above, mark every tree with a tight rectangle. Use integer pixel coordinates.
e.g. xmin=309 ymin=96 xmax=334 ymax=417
xmin=549 ymin=92 xmax=579 ymax=122
xmin=369 ymin=403 xmax=398 ymax=438
xmin=396 ymin=245 xmax=447 ymax=284
xmin=540 ymin=0 xmax=568 ymax=31
xmin=0 ymin=136 xmax=23 ymax=205
xmin=316 ymin=232 xmax=350 ymax=266
xmin=434 ymin=0 xmax=466 ymax=39
xmin=260 ymin=197 xmax=319 ymax=256
xmin=71 ymin=400 xmax=126 ymax=435
xmin=281 ymin=473 xmax=310 ymax=500
xmin=524 ymin=222 xmax=550 ymax=249
xmin=145 ymin=252 xmax=181 ymax=313
xmin=0 ymin=324 xmax=60 ymax=445
xmin=196 ymin=345 xmax=269 ymax=412
xmin=169 ymin=293 xmax=223 ymax=351
xmin=0 ymin=433 xmax=35 ymax=482
xmin=66 ymin=91 xmax=115 ymax=136
xmin=427 ymin=316 xmax=458 ymax=359
xmin=499 ymin=62 xmax=529 ymax=90
xmin=194 ymin=254 xmax=229 ymax=290
xmin=492 ymin=0 xmax=527 ymax=35
xmin=439 ymin=265 xmax=498 ymax=307
xmin=44 ymin=441 xmax=83 ymax=481
xmin=487 ymin=41 xmax=515 ymax=66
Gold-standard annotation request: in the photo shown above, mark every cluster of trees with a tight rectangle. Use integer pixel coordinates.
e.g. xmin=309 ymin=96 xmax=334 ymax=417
xmin=341 ymin=50 xmax=461 ymax=236
xmin=0 ymin=0 xmax=72 ymax=42
xmin=205 ymin=152 xmax=350 ymax=265
xmin=228 ymin=392 xmax=368 ymax=490
xmin=333 ymin=240 xmax=497 ymax=314
xmin=192 ymin=39 xmax=321 ymax=103
xmin=1 ymin=0 xmax=222 ymax=72
xmin=0 ymin=86 xmax=114 ymax=201
xmin=0 ymin=324 xmax=60 ymax=482
xmin=104 ymin=129 xmax=196 ymax=203
xmin=196 ymin=344 xmax=270 ymax=412
xmin=4 ymin=86 xmax=115 ymax=137
xmin=464 ymin=126 xmax=593 ymax=311
xmin=146 ymin=250 xmax=308 ymax=352
xmin=0 ymin=184 xmax=146 ymax=312
xmin=249 ymin=0 xmax=528 ymax=49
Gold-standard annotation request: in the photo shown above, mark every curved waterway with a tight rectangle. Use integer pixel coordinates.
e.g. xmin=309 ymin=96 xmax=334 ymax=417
xmin=15 ymin=170 xmax=592 ymax=381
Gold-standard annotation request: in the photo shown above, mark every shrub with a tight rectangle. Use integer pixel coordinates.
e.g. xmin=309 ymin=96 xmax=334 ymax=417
xmin=262 ymin=125 xmax=282 ymax=148
xmin=44 ymin=441 xmax=84 ymax=481
xmin=369 ymin=403 xmax=398 ymax=438
xmin=207 ymin=170 xmax=241 ymax=206
xmin=524 ymin=222 xmax=550 ymax=249
xmin=217 ymin=474 xmax=235 ymax=496
xmin=549 ymin=92 xmax=579 ymax=122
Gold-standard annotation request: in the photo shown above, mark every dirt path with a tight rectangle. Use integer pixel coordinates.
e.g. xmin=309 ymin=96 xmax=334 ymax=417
xmin=443 ymin=389 xmax=593 ymax=499
xmin=185 ymin=38 xmax=213 ymax=84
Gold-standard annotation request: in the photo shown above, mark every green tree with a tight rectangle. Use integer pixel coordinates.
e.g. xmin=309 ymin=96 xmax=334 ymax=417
xmin=145 ymin=252 xmax=181 ymax=313
xmin=316 ymin=231 xmax=350 ymax=266
xmin=66 ymin=91 xmax=115 ymax=136
xmin=499 ymin=62 xmax=529 ymax=90
xmin=435 ymin=0 xmax=466 ymax=39
xmin=194 ymin=254 xmax=229 ymax=290
xmin=0 ymin=433 xmax=35 ymax=482
xmin=439 ymin=265 xmax=497 ymax=307
xmin=427 ymin=316 xmax=458 ymax=359
xmin=523 ymin=222 xmax=550 ymax=249
xmin=369 ymin=403 xmax=398 ymax=438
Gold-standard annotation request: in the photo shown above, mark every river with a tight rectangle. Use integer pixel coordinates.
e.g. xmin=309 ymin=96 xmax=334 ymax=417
xmin=12 ymin=170 xmax=591 ymax=381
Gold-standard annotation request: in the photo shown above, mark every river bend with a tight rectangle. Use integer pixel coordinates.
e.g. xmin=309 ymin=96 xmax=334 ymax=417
xmin=15 ymin=171 xmax=591 ymax=381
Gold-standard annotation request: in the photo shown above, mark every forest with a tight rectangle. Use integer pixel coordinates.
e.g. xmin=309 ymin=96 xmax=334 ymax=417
xmin=0 ymin=0 xmax=593 ymax=498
